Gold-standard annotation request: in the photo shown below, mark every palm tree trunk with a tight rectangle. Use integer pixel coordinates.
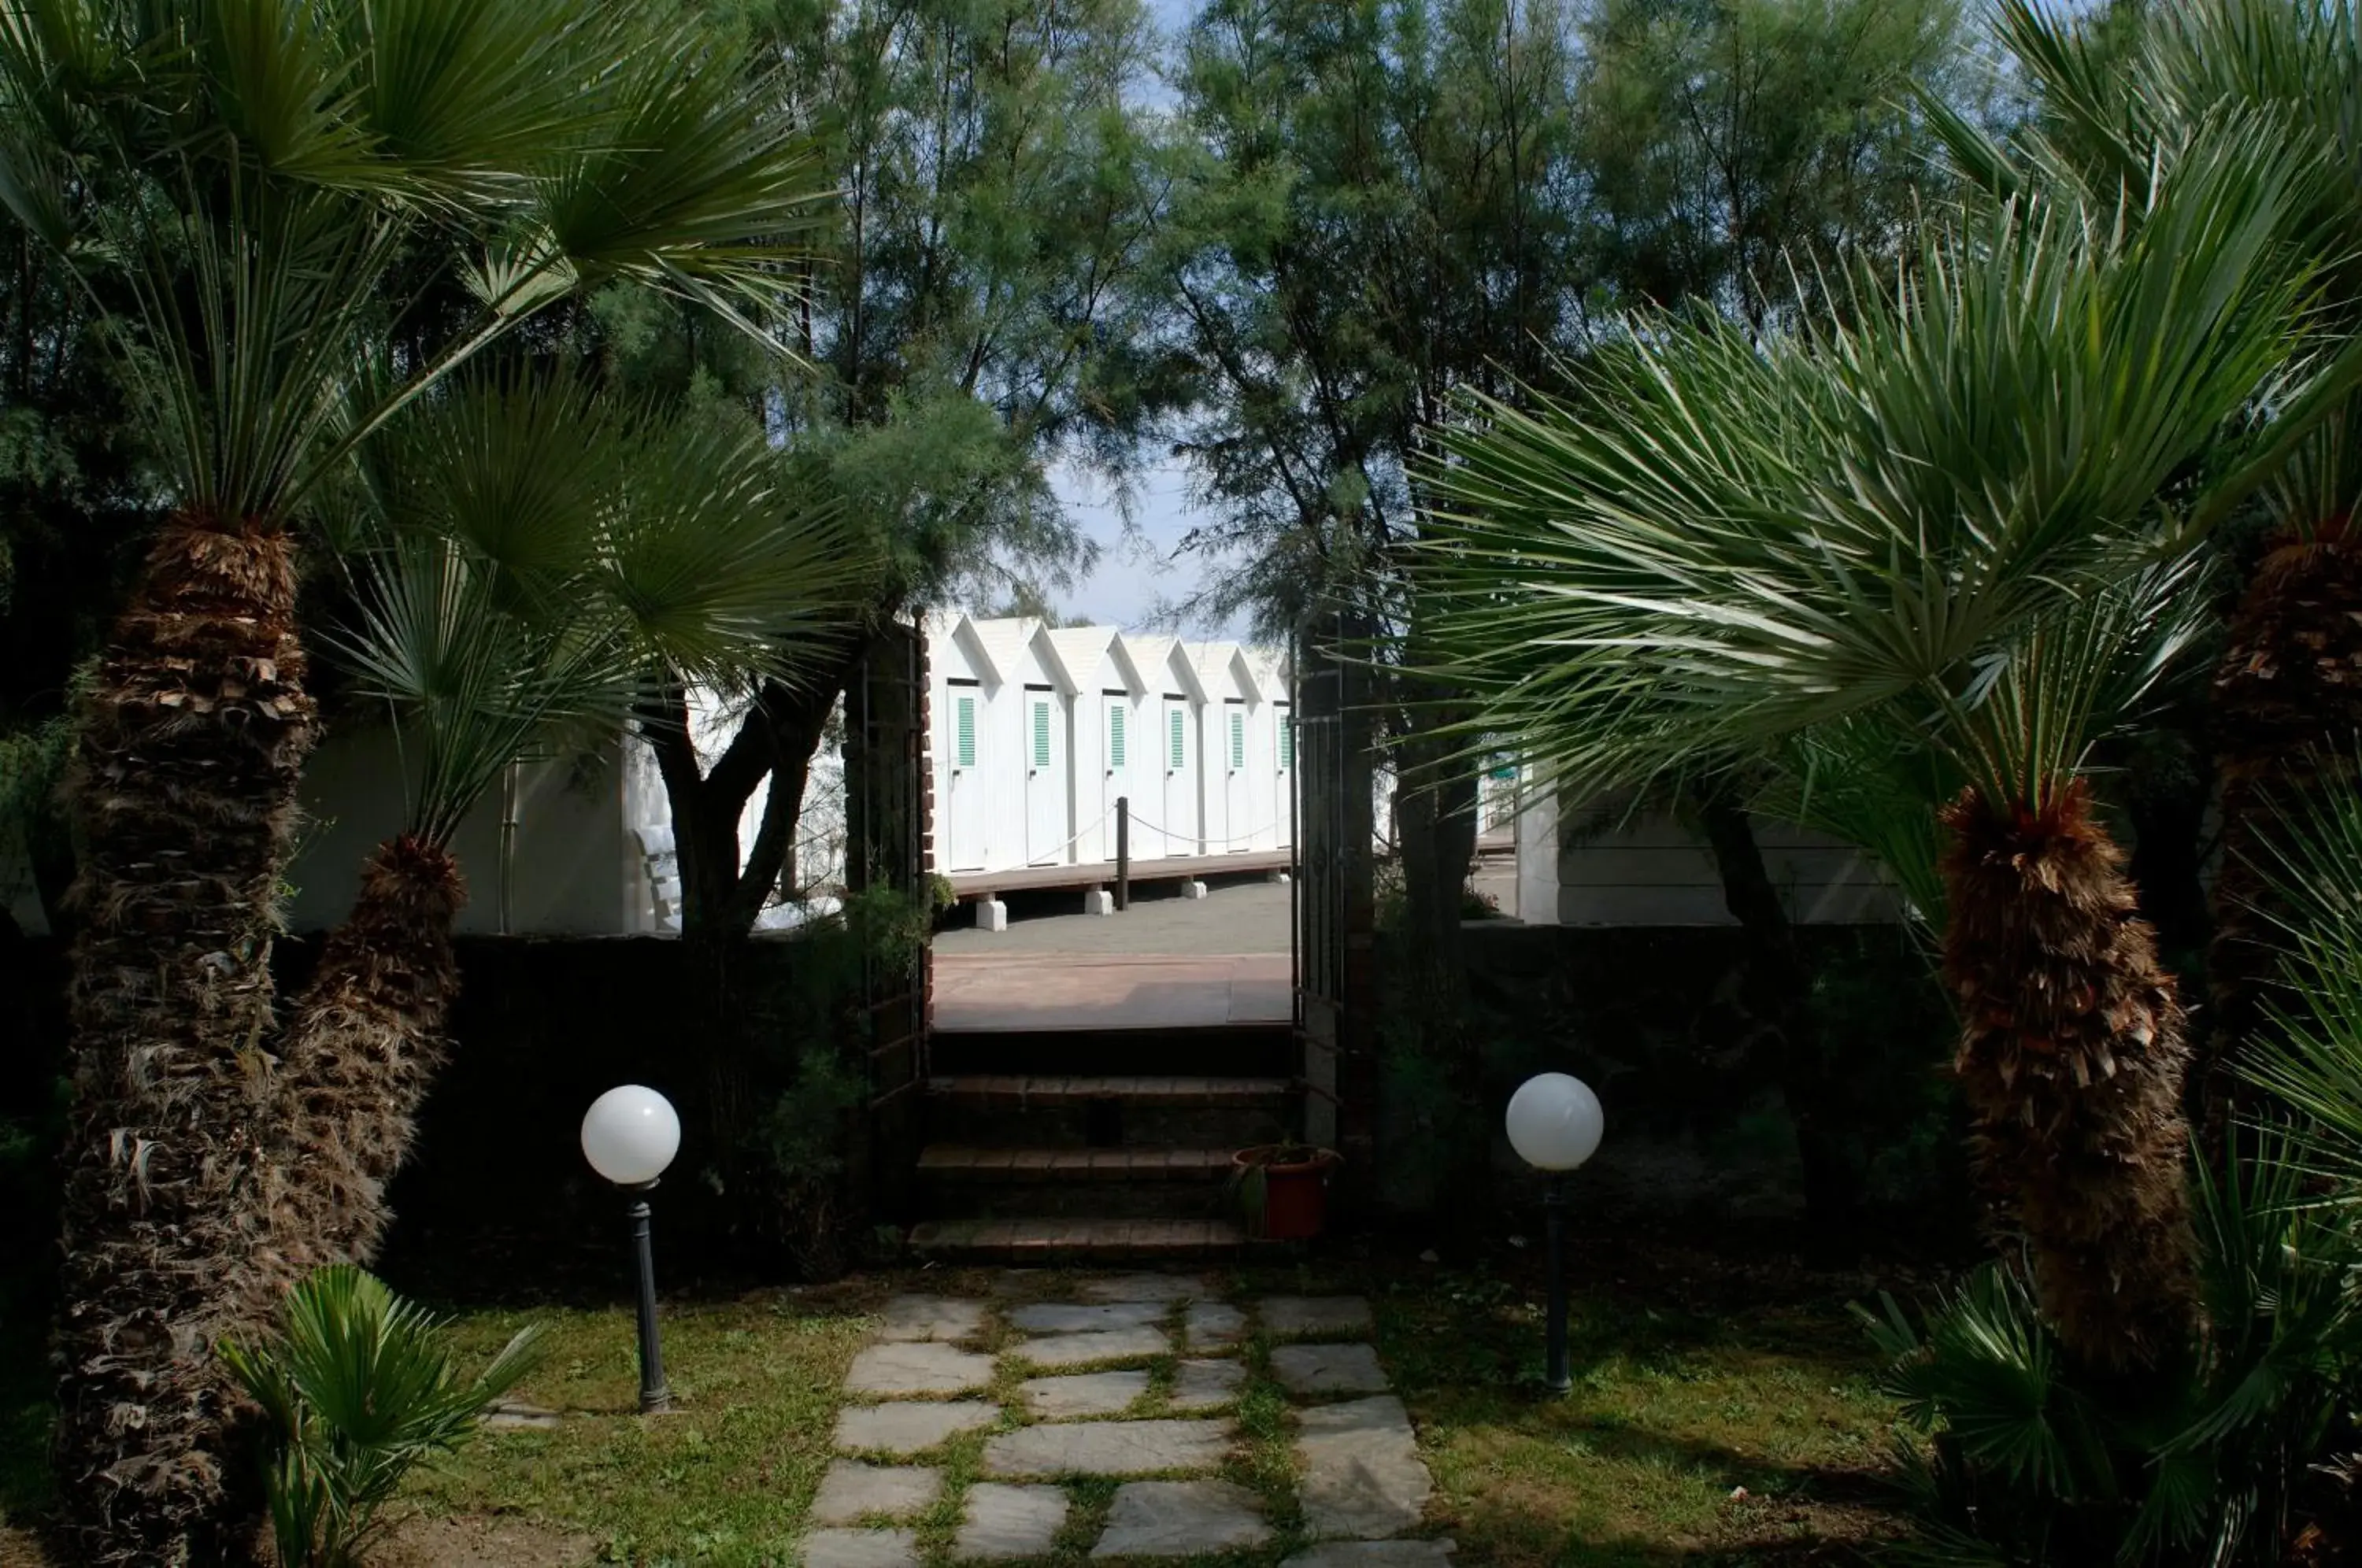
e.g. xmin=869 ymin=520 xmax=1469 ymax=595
xmin=2198 ymin=519 xmax=2362 ymax=1132
xmin=1939 ymin=781 xmax=2198 ymax=1370
xmin=269 ymin=835 xmax=465 ymax=1275
xmin=54 ymin=511 xmax=316 ymax=1566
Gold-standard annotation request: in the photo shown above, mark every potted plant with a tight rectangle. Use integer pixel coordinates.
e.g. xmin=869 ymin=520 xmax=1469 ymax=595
xmin=1231 ymin=1142 xmax=1342 ymax=1241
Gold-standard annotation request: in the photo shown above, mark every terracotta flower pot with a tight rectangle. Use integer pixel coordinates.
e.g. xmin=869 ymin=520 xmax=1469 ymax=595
xmin=1233 ymin=1145 xmax=1342 ymax=1241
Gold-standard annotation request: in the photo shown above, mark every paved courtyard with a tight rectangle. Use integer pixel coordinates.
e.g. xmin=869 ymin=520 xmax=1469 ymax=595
xmin=806 ymin=1277 xmax=1449 ymax=1566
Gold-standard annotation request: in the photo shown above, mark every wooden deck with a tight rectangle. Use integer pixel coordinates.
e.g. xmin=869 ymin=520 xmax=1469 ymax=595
xmin=945 ymin=849 xmax=1292 ymax=899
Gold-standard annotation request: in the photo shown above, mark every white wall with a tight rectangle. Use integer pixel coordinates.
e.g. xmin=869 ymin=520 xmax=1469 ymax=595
xmin=284 ymin=725 xmax=638 ymax=936
xmin=1541 ymin=797 xmax=1900 ymax=926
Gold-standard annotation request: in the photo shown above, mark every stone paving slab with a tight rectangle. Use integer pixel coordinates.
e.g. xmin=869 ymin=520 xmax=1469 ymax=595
xmin=1283 ymin=1544 xmax=1457 ymax=1567
xmin=1014 ymin=1326 xmax=1170 ymax=1368
xmin=1020 ymin=1369 xmax=1151 ymax=1418
xmin=982 ymin=1418 xmax=1234 ymax=1477
xmin=835 ymin=1400 xmax=1001 ymax=1455
xmin=811 ymin=1461 xmax=944 ymax=1524
xmin=1009 ymin=1301 xmax=1168 ymax=1334
xmin=846 ymin=1341 xmax=997 ymax=1396
xmin=1271 ymin=1342 xmax=1390 ymax=1396
xmin=957 ymin=1482 xmax=1071 ymax=1560
xmin=1171 ymin=1359 xmax=1246 ymax=1412
xmin=1081 ymin=1274 xmax=1213 ymax=1304
xmin=1183 ymin=1301 xmax=1247 ymax=1350
xmin=1264 ymin=1296 xmax=1374 ymax=1338
xmin=1092 ymin=1479 xmax=1272 ymax=1558
xmin=879 ymin=1296 xmax=988 ymax=1343
xmin=802 ymin=1528 xmax=921 ymax=1568
xmin=1298 ymin=1396 xmax=1431 ymax=1540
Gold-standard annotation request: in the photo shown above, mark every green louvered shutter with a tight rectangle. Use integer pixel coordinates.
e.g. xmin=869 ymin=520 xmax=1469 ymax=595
xmin=955 ymin=695 xmax=976 ymax=768
xmin=1032 ymin=701 xmax=1051 ymax=769
xmin=1168 ymin=708 xmax=1185 ymax=770
xmin=1279 ymin=714 xmax=1294 ymax=769
xmin=1108 ymin=706 xmax=1126 ymax=769
xmin=1229 ymin=711 xmax=1244 ymax=770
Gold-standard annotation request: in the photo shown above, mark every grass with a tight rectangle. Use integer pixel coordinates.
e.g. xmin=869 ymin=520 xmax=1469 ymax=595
xmin=0 ymin=1253 xmax=1916 ymax=1566
xmin=396 ymin=1254 xmax=1910 ymax=1566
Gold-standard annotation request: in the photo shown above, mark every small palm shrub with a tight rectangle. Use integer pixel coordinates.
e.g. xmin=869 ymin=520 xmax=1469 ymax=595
xmin=220 ymin=1267 xmax=544 ymax=1568
xmin=1858 ymin=1135 xmax=2360 ymax=1565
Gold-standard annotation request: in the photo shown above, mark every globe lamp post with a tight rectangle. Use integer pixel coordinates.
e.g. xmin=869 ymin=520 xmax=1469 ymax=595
xmin=1506 ymin=1072 xmax=1605 ymax=1396
xmin=581 ymin=1085 xmax=681 ymax=1414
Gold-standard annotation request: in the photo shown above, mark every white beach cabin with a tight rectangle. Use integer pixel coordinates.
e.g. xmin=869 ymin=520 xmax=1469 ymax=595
xmin=1188 ymin=642 xmax=1266 ymax=856
xmin=1044 ymin=624 xmax=1150 ymax=865
xmin=1127 ymin=635 xmax=1210 ymax=860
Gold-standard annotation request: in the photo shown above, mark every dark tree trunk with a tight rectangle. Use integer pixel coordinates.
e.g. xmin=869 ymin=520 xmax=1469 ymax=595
xmin=1940 ymin=781 xmax=2197 ymax=1370
xmin=54 ymin=512 xmax=317 ymax=1567
xmin=1691 ymin=782 xmax=1857 ymax=1263
xmin=268 ymin=836 xmax=465 ymax=1277
xmin=642 ymin=641 xmax=865 ymax=939
xmin=2199 ymin=519 xmax=2362 ymax=1134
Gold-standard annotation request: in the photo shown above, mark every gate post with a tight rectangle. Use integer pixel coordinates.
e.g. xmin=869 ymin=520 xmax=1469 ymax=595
xmin=1293 ymin=609 xmax=1378 ymax=1204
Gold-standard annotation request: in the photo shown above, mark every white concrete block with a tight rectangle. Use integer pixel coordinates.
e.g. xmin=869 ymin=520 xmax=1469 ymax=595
xmin=1083 ymin=889 xmax=1116 ymax=916
xmin=1266 ymin=869 xmax=1292 ymax=886
xmin=1181 ymin=881 xmax=1209 ymax=900
xmin=977 ymin=898 xmax=1009 ymax=932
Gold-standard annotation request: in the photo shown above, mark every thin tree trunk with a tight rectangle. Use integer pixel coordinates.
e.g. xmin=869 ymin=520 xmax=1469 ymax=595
xmin=2198 ymin=519 xmax=2362 ymax=1133
xmin=1940 ymin=781 xmax=2197 ymax=1370
xmin=54 ymin=512 xmax=317 ymax=1567
xmin=268 ymin=836 xmax=465 ymax=1276
xmin=1692 ymin=783 xmax=1857 ymax=1263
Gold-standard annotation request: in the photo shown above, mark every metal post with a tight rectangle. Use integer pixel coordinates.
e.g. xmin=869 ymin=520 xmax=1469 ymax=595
xmin=628 ymin=1189 xmax=673 ymax=1414
xmin=1544 ymin=1173 xmax=1570 ymax=1396
xmin=1115 ymin=797 xmax=1131 ymax=912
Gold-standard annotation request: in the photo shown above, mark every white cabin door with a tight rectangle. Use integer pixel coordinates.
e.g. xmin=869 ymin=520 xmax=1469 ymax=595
xmin=1162 ymin=697 xmax=1198 ymax=856
xmin=1024 ymin=689 xmax=1067 ymax=866
xmin=1100 ymin=695 xmax=1129 ymax=860
xmin=1274 ymin=702 xmax=1294 ymax=849
xmin=945 ymin=683 xmax=987 ymax=871
xmin=1223 ymin=702 xmax=1249 ymax=852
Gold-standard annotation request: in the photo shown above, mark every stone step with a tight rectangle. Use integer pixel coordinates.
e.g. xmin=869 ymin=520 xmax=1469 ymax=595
xmin=919 ymin=1145 xmax=1236 ymax=1182
xmin=907 ymin=1216 xmax=1250 ymax=1261
xmin=926 ymin=1074 xmax=1293 ymax=1148
xmin=931 ymin=1075 xmax=1291 ymax=1106
xmin=929 ymin=1023 xmax=1294 ymax=1078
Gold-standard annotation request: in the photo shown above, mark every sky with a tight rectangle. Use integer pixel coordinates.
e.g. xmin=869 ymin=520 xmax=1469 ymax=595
xmin=1044 ymin=0 xmax=1249 ymax=639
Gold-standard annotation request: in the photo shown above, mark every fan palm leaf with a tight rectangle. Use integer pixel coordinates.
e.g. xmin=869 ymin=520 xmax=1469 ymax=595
xmin=271 ymin=369 xmax=871 ymax=1275
xmin=1418 ymin=128 xmax=2342 ymax=1368
xmin=1929 ymin=0 xmax=2362 ymax=1124
xmin=0 ymin=2 xmax=831 ymax=1557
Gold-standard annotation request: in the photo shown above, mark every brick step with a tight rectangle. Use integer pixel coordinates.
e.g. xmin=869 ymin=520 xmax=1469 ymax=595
xmin=928 ymin=1024 xmax=1294 ymax=1078
xmin=931 ymin=1075 xmax=1291 ymax=1106
xmin=918 ymin=1145 xmax=1237 ymax=1181
xmin=908 ymin=1216 xmax=1250 ymax=1262
xmin=926 ymin=1076 xmax=1292 ymax=1150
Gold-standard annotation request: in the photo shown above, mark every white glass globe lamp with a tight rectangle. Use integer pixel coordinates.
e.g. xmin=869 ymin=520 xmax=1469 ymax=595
xmin=1505 ymin=1072 xmax=1604 ymax=1173
xmin=581 ymin=1085 xmax=681 ymax=1188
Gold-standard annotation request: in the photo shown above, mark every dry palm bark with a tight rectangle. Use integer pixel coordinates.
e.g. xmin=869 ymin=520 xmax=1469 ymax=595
xmin=53 ymin=513 xmax=315 ymax=1565
xmin=1941 ymin=781 xmax=2198 ymax=1370
xmin=2201 ymin=519 xmax=2362 ymax=1126
xmin=268 ymin=836 xmax=465 ymax=1274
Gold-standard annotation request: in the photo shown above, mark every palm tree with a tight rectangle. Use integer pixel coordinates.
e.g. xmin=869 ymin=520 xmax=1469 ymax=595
xmin=272 ymin=373 xmax=869 ymax=1276
xmin=1929 ymin=0 xmax=2362 ymax=1124
xmin=0 ymin=3 xmax=827 ymax=1558
xmin=1416 ymin=143 xmax=2351 ymax=1370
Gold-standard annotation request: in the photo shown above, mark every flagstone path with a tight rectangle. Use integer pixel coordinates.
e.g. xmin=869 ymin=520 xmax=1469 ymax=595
xmin=803 ymin=1276 xmax=1451 ymax=1566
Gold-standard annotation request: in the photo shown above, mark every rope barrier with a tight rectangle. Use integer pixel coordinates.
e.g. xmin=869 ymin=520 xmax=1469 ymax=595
xmin=1120 ymin=812 xmax=1283 ymax=848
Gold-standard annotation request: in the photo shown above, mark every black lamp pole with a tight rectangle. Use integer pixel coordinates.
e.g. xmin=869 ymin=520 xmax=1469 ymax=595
xmin=1544 ymin=1172 xmax=1571 ymax=1396
xmin=628 ymin=1182 xmax=672 ymax=1414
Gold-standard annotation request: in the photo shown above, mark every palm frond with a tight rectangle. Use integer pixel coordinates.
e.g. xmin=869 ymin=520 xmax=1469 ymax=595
xmin=1416 ymin=116 xmax=2323 ymax=816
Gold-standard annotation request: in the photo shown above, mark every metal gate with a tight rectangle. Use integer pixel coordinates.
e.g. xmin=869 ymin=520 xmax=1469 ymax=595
xmin=843 ymin=618 xmax=929 ymax=1223
xmin=1294 ymin=610 xmax=1377 ymax=1185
